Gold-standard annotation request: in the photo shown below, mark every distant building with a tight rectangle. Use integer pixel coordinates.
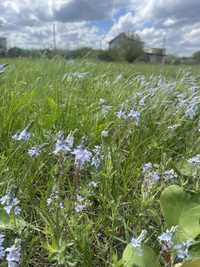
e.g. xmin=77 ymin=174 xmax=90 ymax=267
xmin=108 ymin=33 xmax=130 ymax=50
xmin=144 ymin=48 xmax=166 ymax=64
xmin=109 ymin=33 xmax=166 ymax=63
xmin=180 ymin=57 xmax=194 ymax=64
xmin=0 ymin=37 xmax=7 ymax=54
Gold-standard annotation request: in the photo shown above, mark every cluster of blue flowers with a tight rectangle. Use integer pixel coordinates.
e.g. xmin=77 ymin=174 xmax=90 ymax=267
xmin=0 ymin=235 xmax=21 ymax=267
xmin=12 ymin=128 xmax=104 ymax=171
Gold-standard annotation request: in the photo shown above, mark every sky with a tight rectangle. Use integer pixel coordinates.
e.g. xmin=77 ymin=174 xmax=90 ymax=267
xmin=0 ymin=0 xmax=200 ymax=56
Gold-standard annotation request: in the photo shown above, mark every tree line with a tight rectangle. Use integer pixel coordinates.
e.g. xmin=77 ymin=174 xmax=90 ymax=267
xmin=1 ymin=35 xmax=200 ymax=64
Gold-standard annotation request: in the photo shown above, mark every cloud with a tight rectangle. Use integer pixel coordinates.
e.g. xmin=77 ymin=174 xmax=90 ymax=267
xmin=0 ymin=0 xmax=116 ymax=49
xmin=143 ymin=0 xmax=200 ymax=25
xmin=0 ymin=0 xmax=200 ymax=55
xmin=105 ymin=12 xmax=136 ymax=38
xmin=105 ymin=0 xmax=200 ymax=55
xmin=53 ymin=0 xmax=132 ymax=22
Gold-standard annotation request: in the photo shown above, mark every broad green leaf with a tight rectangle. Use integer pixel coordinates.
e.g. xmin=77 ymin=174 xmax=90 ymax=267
xmin=122 ymin=244 xmax=161 ymax=267
xmin=176 ymin=258 xmax=200 ymax=267
xmin=160 ymin=185 xmax=187 ymax=226
xmin=178 ymin=205 xmax=200 ymax=241
xmin=176 ymin=160 xmax=198 ymax=177
xmin=160 ymin=185 xmax=200 ymax=242
xmin=160 ymin=186 xmax=200 ymax=225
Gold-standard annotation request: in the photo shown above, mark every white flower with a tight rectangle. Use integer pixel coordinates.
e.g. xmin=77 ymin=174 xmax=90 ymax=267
xmin=101 ymin=130 xmax=109 ymax=137
xmin=142 ymin=162 xmax=161 ymax=195
xmin=53 ymin=131 xmax=74 ymax=155
xmin=13 ymin=207 xmax=21 ymax=216
xmin=91 ymin=145 xmax=103 ymax=169
xmin=59 ymin=202 xmax=64 ymax=209
xmin=47 ymin=190 xmax=59 ymax=206
xmin=142 ymin=163 xmax=153 ymax=173
xmin=88 ymin=181 xmax=98 ymax=188
xmin=6 ymin=239 xmax=21 ymax=267
xmin=174 ymin=241 xmax=192 ymax=260
xmin=116 ymin=110 xmax=127 ymax=119
xmin=0 ymin=234 xmax=5 ymax=259
xmin=75 ymin=194 xmax=87 ymax=213
xmin=128 ymin=109 xmax=141 ymax=124
xmin=28 ymin=145 xmax=42 ymax=157
xmin=12 ymin=128 xmax=31 ymax=141
xmin=101 ymin=104 xmax=112 ymax=116
xmin=158 ymin=226 xmax=177 ymax=249
xmin=76 ymin=194 xmax=85 ymax=202
xmin=75 ymin=203 xmax=86 ymax=213
xmin=168 ymin=124 xmax=181 ymax=130
xmin=188 ymin=154 xmax=200 ymax=165
xmin=163 ymin=169 xmax=178 ymax=181
xmin=72 ymin=146 xmax=92 ymax=168
xmin=65 ymin=132 xmax=74 ymax=147
xmin=131 ymin=230 xmax=147 ymax=249
xmin=150 ymin=172 xmax=160 ymax=182
xmin=142 ymin=163 xmax=160 ymax=183
xmin=0 ymin=64 xmax=7 ymax=74
xmin=0 ymin=193 xmax=21 ymax=216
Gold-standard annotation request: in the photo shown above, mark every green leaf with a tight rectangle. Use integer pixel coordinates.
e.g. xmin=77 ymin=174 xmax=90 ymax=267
xmin=176 ymin=160 xmax=198 ymax=177
xmin=122 ymin=244 xmax=161 ymax=267
xmin=0 ymin=208 xmax=13 ymax=230
xmin=0 ymin=208 xmax=35 ymax=234
xmin=178 ymin=205 xmax=200 ymax=241
xmin=176 ymin=258 xmax=200 ymax=267
xmin=160 ymin=185 xmax=200 ymax=242
xmin=160 ymin=185 xmax=187 ymax=227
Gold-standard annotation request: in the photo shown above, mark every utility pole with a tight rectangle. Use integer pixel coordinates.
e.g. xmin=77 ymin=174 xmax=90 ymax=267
xmin=162 ymin=34 xmax=166 ymax=64
xmin=163 ymin=35 xmax=166 ymax=54
xmin=53 ymin=23 xmax=56 ymax=50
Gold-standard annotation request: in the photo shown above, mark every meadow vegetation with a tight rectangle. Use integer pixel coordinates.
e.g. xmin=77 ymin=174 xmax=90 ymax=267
xmin=0 ymin=59 xmax=199 ymax=267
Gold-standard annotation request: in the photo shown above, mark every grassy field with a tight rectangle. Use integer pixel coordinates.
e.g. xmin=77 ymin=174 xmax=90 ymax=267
xmin=0 ymin=58 xmax=199 ymax=267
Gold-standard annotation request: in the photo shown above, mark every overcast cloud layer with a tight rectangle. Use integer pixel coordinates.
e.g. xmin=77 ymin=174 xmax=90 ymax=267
xmin=0 ymin=0 xmax=200 ymax=55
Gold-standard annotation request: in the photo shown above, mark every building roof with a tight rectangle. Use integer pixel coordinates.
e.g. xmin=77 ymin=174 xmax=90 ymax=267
xmin=145 ymin=52 xmax=165 ymax=57
xmin=144 ymin=47 xmax=166 ymax=56
xmin=108 ymin=33 xmax=129 ymax=44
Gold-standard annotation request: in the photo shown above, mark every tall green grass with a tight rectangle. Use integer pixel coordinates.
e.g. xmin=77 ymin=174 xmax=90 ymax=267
xmin=0 ymin=58 xmax=199 ymax=266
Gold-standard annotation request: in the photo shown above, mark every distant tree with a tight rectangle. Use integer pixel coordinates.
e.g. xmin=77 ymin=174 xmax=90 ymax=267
xmin=7 ymin=47 xmax=51 ymax=58
xmin=121 ymin=33 xmax=144 ymax=62
xmin=8 ymin=47 xmax=25 ymax=57
xmin=66 ymin=47 xmax=99 ymax=59
xmin=165 ymin=54 xmax=181 ymax=65
xmin=0 ymin=50 xmax=6 ymax=57
xmin=192 ymin=51 xmax=200 ymax=63
xmin=97 ymin=50 xmax=115 ymax=61
xmin=110 ymin=33 xmax=144 ymax=62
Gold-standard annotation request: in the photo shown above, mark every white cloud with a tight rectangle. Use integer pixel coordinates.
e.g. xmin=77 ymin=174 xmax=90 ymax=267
xmin=106 ymin=12 xmax=136 ymax=39
xmin=163 ymin=18 xmax=177 ymax=27
xmin=0 ymin=0 xmax=200 ymax=55
xmin=105 ymin=0 xmax=200 ymax=55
